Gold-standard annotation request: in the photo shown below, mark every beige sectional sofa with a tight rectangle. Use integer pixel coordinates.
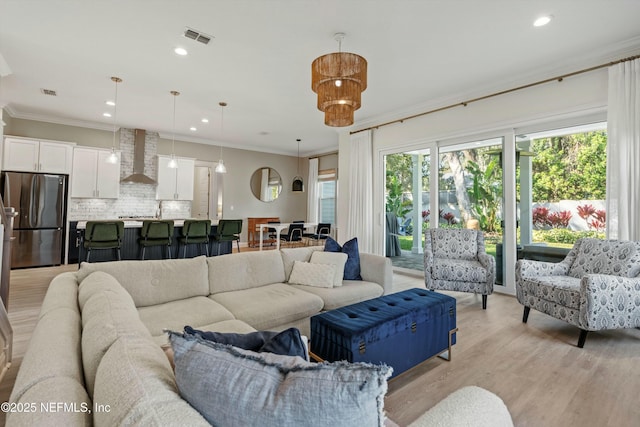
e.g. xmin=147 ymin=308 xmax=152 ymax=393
xmin=7 ymin=246 xmax=512 ymax=426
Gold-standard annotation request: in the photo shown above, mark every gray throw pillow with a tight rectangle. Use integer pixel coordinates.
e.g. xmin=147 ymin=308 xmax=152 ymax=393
xmin=169 ymin=332 xmax=392 ymax=427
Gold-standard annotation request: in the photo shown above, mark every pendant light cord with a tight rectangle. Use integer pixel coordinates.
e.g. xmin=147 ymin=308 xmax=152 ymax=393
xmin=111 ymin=77 xmax=122 ymax=152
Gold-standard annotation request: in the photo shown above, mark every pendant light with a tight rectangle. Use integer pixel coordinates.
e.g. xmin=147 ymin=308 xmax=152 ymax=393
xmin=292 ymin=138 xmax=304 ymax=192
xmin=106 ymin=76 xmax=122 ymax=164
xmin=311 ymin=32 xmax=367 ymax=127
xmin=168 ymin=90 xmax=180 ymax=168
xmin=215 ymin=102 xmax=228 ymax=173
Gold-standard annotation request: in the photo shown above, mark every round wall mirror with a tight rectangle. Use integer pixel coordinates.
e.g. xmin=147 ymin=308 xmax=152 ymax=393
xmin=250 ymin=167 xmax=282 ymax=202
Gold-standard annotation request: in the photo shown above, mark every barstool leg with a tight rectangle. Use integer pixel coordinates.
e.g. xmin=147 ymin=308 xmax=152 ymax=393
xmin=86 ymin=248 xmax=91 ymax=262
xmin=141 ymin=247 xmax=146 ymax=260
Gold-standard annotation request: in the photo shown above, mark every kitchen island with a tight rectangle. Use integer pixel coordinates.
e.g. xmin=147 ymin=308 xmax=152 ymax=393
xmin=70 ymin=219 xmax=231 ymax=263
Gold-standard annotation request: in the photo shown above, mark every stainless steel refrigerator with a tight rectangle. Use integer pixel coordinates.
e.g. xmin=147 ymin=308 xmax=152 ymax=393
xmin=1 ymin=172 xmax=67 ymax=268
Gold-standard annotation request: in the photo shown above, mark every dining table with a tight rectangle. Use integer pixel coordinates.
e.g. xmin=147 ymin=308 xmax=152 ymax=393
xmin=258 ymin=222 xmax=317 ymax=250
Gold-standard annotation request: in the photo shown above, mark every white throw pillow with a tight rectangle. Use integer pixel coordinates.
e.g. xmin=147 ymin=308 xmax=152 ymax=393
xmin=288 ymin=260 xmax=336 ymax=288
xmin=310 ymin=251 xmax=348 ymax=287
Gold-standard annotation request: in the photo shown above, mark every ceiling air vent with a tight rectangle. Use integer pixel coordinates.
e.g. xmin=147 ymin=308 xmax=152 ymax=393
xmin=40 ymin=88 xmax=57 ymax=96
xmin=183 ymin=27 xmax=212 ymax=45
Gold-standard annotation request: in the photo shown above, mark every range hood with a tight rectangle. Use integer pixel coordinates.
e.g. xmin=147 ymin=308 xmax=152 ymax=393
xmin=121 ymin=129 xmax=157 ymax=185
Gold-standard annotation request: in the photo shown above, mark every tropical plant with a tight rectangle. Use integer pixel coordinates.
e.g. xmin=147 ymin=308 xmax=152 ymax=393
xmin=532 ymin=206 xmax=551 ymax=229
xmin=548 ymin=210 xmax=572 ymax=228
xmin=385 ymin=171 xmax=412 ymax=218
xmin=466 ymin=158 xmax=502 ymax=232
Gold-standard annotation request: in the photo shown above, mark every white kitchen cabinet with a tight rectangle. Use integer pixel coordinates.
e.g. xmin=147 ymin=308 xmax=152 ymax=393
xmin=71 ymin=147 xmax=121 ymax=198
xmin=2 ymin=137 xmax=74 ymax=174
xmin=156 ymin=155 xmax=195 ymax=200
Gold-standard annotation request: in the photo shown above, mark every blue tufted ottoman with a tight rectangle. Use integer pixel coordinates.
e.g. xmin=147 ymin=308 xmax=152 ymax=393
xmin=310 ymin=288 xmax=457 ymax=378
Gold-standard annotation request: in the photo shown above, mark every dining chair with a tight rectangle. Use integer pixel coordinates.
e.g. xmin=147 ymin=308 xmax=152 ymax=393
xmin=178 ymin=219 xmax=211 ymax=258
xmin=280 ymin=223 xmax=305 ymax=247
xmin=82 ymin=220 xmax=125 ymax=264
xmin=139 ymin=220 xmax=174 ymax=260
xmin=304 ymin=223 xmax=331 ymax=246
xmin=214 ymin=219 xmax=243 ymax=254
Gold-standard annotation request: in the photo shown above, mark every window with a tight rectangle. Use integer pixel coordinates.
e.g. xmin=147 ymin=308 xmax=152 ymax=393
xmin=518 ymin=122 xmax=607 ymax=249
xmin=318 ymin=169 xmax=336 ymax=224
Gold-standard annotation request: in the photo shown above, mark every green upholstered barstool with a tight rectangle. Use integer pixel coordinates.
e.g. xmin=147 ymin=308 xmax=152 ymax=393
xmin=213 ymin=219 xmax=243 ymax=255
xmin=82 ymin=221 xmax=125 ymax=264
xmin=178 ymin=219 xmax=211 ymax=258
xmin=139 ymin=220 xmax=174 ymax=260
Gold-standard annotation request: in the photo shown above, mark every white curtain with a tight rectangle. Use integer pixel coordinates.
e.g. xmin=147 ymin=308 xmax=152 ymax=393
xmin=606 ymin=58 xmax=640 ymax=240
xmin=347 ymin=130 xmax=373 ymax=253
xmin=307 ymin=158 xmax=319 ymax=223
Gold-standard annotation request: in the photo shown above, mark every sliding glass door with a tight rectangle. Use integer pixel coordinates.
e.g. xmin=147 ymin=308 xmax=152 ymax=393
xmin=438 ymin=137 xmax=505 ymax=286
xmin=384 ymin=150 xmax=430 ymax=271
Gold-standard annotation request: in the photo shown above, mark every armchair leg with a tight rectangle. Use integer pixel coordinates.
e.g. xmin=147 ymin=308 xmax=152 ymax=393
xmin=577 ymin=330 xmax=588 ymax=348
xmin=482 ymin=294 xmax=487 ymax=310
xmin=522 ymin=306 xmax=530 ymax=323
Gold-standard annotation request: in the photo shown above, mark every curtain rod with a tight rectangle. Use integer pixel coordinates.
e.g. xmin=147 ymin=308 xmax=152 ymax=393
xmin=309 ymin=150 xmax=338 ymax=160
xmin=351 ymin=54 xmax=640 ymax=135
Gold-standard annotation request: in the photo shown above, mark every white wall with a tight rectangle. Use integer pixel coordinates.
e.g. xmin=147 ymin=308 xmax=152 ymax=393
xmin=338 ymin=69 xmax=609 ymax=252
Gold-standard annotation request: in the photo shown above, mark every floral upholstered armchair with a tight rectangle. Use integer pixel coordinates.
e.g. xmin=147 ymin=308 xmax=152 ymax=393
xmin=424 ymin=229 xmax=496 ymax=309
xmin=516 ymin=238 xmax=640 ymax=348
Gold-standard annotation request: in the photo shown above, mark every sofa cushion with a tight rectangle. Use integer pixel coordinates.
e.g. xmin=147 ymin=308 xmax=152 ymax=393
xmin=568 ymin=238 xmax=640 ymax=279
xmin=78 ymin=256 xmax=210 ymax=307
xmin=137 ymin=296 xmax=235 ymax=337
xmin=432 ymin=258 xmax=488 ymax=282
xmin=38 ymin=272 xmax=80 ymax=319
xmin=290 ymin=280 xmax=384 ymax=311
xmin=210 ymin=283 xmax=324 ymax=330
xmin=78 ymin=270 xmax=134 ymax=312
xmin=280 ymin=246 xmax=323 ymax=281
xmin=207 ymin=250 xmax=286 ymax=294
xmin=430 ymin=229 xmax=479 ymax=260
xmin=93 ymin=335 xmax=211 ymax=427
xmin=80 ymin=273 xmax=152 ymax=397
xmin=169 ymin=333 xmax=392 ymax=427
xmin=7 ymin=377 xmax=91 ymax=427
xmin=521 ymin=275 xmax=582 ymax=310
xmin=183 ymin=326 xmax=307 ymax=359
xmin=325 ymin=237 xmax=362 ymax=280
xmin=310 ymin=251 xmax=348 ymax=287
xmin=9 ymin=308 xmax=83 ymax=404
xmin=288 ymin=260 xmax=336 ymax=288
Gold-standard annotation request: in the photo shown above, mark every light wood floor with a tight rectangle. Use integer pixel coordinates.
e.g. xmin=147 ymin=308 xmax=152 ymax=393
xmin=1 ymin=262 xmax=639 ymax=427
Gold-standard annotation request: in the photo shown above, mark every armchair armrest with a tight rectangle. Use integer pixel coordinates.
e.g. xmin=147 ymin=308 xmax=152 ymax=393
xmin=423 ymin=250 xmax=434 ymax=275
xmin=516 ymin=259 xmax=570 ymax=280
xmin=359 ymin=253 xmax=393 ymax=295
xmin=580 ymin=274 xmax=640 ymax=330
xmin=478 ymin=253 xmax=496 ymax=285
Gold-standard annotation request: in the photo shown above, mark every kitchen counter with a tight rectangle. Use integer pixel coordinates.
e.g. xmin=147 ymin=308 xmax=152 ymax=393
xmin=76 ymin=218 xmax=220 ymax=229
xmin=71 ymin=219 xmax=229 ymax=263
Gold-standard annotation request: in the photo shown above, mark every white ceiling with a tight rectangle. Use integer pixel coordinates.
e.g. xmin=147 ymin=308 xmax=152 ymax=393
xmin=1 ymin=1 xmax=639 ymax=157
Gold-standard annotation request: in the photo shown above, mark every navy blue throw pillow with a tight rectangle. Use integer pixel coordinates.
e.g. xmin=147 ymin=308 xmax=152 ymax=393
xmin=182 ymin=326 xmax=307 ymax=359
xmin=324 ymin=236 xmax=362 ymax=280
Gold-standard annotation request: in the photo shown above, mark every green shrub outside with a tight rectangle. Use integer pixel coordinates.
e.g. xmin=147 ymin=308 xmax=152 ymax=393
xmin=532 ymin=229 xmax=604 ymax=244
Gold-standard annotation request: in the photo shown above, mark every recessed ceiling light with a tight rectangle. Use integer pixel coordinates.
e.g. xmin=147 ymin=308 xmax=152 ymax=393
xmin=105 ymin=100 xmax=115 ymax=106
xmin=190 ymin=127 xmax=197 ymax=131
xmin=174 ymin=47 xmax=188 ymax=56
xmin=103 ymin=112 xmax=112 ymax=117
xmin=533 ymin=15 xmax=552 ymax=27
xmin=201 ymin=118 xmax=209 ymax=123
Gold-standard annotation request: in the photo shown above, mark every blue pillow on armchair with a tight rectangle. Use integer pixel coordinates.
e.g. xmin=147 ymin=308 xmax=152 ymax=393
xmin=324 ymin=237 xmax=362 ymax=280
